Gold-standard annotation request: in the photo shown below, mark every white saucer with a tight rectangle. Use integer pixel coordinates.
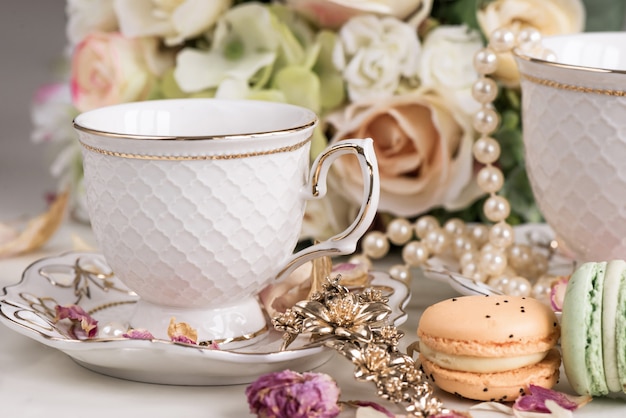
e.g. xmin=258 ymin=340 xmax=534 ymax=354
xmin=0 ymin=252 xmax=409 ymax=385
xmin=421 ymin=223 xmax=576 ymax=296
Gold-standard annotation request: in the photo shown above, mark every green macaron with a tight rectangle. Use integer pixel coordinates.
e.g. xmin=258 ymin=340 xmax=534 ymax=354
xmin=561 ymin=261 xmax=608 ymax=396
xmin=561 ymin=260 xmax=626 ymax=397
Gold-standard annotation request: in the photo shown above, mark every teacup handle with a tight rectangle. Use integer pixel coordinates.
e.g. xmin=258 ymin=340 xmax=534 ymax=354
xmin=275 ymin=138 xmax=380 ymax=282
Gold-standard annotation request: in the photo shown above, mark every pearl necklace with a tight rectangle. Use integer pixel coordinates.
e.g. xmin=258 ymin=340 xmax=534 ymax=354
xmin=351 ymin=27 xmax=558 ymax=300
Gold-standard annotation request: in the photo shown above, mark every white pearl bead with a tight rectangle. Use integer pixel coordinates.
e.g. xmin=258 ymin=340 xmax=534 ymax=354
xmin=540 ymin=48 xmax=557 ymax=62
xmin=459 ymin=251 xmax=478 ymax=268
xmin=349 ymin=254 xmax=373 ymax=270
xmin=477 ymin=165 xmax=504 ymax=193
xmin=483 ymin=195 xmax=511 ymax=222
xmin=507 ymin=244 xmax=531 ymax=271
xmin=389 ymin=264 xmax=411 ymax=282
xmin=479 ymin=248 xmax=507 ymax=276
xmin=532 ymin=275 xmax=554 ymax=301
xmin=503 ymin=276 xmax=531 ymax=297
xmin=453 ymin=235 xmax=476 ymax=257
xmin=424 ymin=228 xmax=450 ymax=255
xmin=489 ymin=28 xmax=516 ymax=53
xmin=443 ymin=218 xmax=466 ymax=236
xmin=474 ymin=48 xmax=498 ymax=75
xmin=402 ymin=240 xmax=430 ymax=267
xmin=461 ymin=261 xmax=478 ymax=277
xmin=99 ymin=321 xmax=128 ymax=338
xmin=415 ymin=215 xmax=439 ymax=240
xmin=362 ymin=231 xmax=390 ymax=259
xmin=489 ymin=221 xmax=514 ymax=248
xmin=468 ymin=224 xmax=489 ymax=247
xmin=472 ymin=77 xmax=498 ymax=104
xmin=387 ymin=218 xmax=413 ymax=245
xmin=473 ymin=108 xmax=500 ymax=134
xmin=473 ymin=136 xmax=501 ymax=165
xmin=517 ymin=28 xmax=541 ymax=46
xmin=488 ymin=275 xmax=509 ymax=292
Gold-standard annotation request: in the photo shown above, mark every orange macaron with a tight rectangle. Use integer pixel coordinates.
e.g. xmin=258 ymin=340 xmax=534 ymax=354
xmin=417 ymin=294 xmax=561 ymax=401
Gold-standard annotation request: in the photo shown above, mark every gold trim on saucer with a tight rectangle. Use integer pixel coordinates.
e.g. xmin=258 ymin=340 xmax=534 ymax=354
xmin=198 ymin=324 xmax=269 ymax=347
xmin=520 ymin=73 xmax=626 ymax=97
xmin=78 ymin=136 xmax=312 ymax=160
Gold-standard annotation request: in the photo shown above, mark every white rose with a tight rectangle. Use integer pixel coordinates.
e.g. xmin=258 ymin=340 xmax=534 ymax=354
xmin=333 ymin=15 xmax=420 ymax=102
xmin=66 ymin=0 xmax=118 ymax=46
xmin=477 ymin=0 xmax=585 ymax=85
xmin=419 ymin=25 xmax=483 ymax=117
xmin=285 ymin=0 xmax=433 ymax=29
xmin=113 ymin=0 xmax=232 ymax=46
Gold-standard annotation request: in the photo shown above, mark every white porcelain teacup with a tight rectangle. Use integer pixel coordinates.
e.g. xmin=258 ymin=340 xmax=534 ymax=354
xmin=73 ymin=98 xmax=379 ymax=345
xmin=515 ymin=32 xmax=626 ymax=262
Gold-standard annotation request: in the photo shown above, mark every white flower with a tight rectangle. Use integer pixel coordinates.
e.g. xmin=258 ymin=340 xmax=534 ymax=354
xmin=66 ymin=0 xmax=118 ymax=46
xmin=113 ymin=0 xmax=232 ymax=46
xmin=31 ymin=83 xmax=77 ymax=144
xmin=419 ymin=25 xmax=483 ymax=117
xmin=333 ymin=15 xmax=420 ymax=102
xmin=174 ymin=3 xmax=280 ymax=93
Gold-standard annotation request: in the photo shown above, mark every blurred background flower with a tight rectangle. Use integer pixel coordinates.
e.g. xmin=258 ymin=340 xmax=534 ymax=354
xmin=33 ymin=0 xmax=624 ymax=238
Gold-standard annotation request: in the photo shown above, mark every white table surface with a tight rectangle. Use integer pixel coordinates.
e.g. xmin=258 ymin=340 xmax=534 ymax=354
xmin=1 ymin=223 xmax=626 ymax=418
xmin=1 ymin=2 xmax=625 ymax=417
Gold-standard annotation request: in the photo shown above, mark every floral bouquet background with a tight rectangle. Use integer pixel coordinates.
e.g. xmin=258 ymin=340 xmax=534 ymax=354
xmin=32 ymin=0 xmax=622 ymax=242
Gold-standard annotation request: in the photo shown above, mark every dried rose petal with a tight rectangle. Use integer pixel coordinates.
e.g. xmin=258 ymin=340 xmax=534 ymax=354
xmin=122 ymin=329 xmax=155 ymax=340
xmin=550 ymin=277 xmax=569 ymax=312
xmin=54 ymin=304 xmax=98 ymax=338
xmin=170 ymin=334 xmax=197 ymax=345
xmin=513 ymin=385 xmax=580 ymax=413
xmin=167 ymin=317 xmax=198 ymax=344
xmin=246 ymin=370 xmax=341 ymax=418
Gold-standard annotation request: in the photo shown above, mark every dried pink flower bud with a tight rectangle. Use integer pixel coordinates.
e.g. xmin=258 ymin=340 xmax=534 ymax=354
xmin=550 ymin=276 xmax=569 ymax=312
xmin=167 ymin=317 xmax=198 ymax=344
xmin=54 ymin=304 xmax=98 ymax=338
xmin=122 ymin=329 xmax=155 ymax=340
xmin=513 ymin=384 xmax=584 ymax=413
xmin=246 ymin=370 xmax=341 ymax=418
xmin=170 ymin=334 xmax=197 ymax=345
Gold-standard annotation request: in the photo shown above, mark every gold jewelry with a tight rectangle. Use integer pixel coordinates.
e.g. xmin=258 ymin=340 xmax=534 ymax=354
xmin=351 ymin=28 xmax=560 ymax=300
xmin=273 ymin=275 xmax=448 ymax=417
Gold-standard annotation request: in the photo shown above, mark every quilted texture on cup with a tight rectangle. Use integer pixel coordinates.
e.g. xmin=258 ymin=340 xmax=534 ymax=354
xmin=521 ymin=80 xmax=626 ymax=261
xmin=82 ymin=146 xmax=310 ymax=308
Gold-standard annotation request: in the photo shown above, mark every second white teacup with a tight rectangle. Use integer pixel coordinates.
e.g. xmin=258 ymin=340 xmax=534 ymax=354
xmin=73 ymin=98 xmax=379 ymax=345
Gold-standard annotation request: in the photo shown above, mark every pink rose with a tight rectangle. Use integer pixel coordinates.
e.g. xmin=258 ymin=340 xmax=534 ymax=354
xmin=326 ymin=91 xmax=481 ymax=218
xmin=285 ymin=0 xmax=432 ymax=29
xmin=70 ymin=32 xmax=157 ymax=112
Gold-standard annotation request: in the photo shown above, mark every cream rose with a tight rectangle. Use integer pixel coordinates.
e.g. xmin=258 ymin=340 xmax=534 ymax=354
xmin=70 ymin=32 xmax=159 ymax=112
xmin=326 ymin=91 xmax=481 ymax=218
xmin=477 ymin=0 xmax=585 ymax=85
xmin=66 ymin=0 xmax=118 ymax=46
xmin=419 ymin=25 xmax=483 ymax=117
xmin=333 ymin=15 xmax=420 ymax=102
xmin=285 ymin=0 xmax=432 ymax=29
xmin=113 ymin=0 xmax=232 ymax=46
